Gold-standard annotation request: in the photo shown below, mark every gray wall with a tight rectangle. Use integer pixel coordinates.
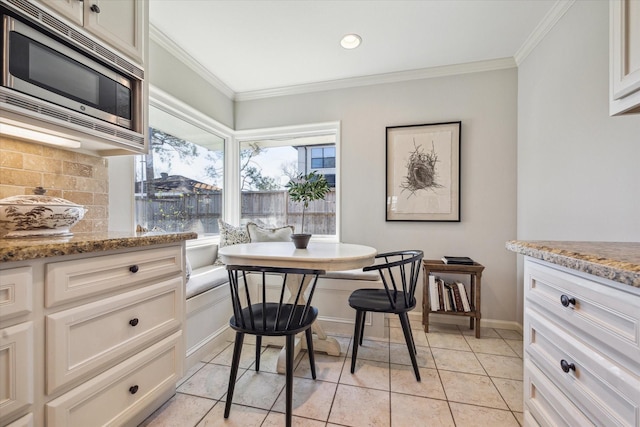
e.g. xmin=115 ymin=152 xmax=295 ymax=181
xmin=236 ymin=69 xmax=519 ymax=325
xmin=109 ymin=39 xmax=236 ymax=232
xmin=516 ymin=1 xmax=640 ymax=320
xmin=149 ymin=39 xmax=234 ymax=129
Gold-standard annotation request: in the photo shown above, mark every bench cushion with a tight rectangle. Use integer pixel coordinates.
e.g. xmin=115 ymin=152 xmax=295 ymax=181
xmin=186 ymin=266 xmax=229 ymax=298
xmin=321 ymin=269 xmax=380 ymax=281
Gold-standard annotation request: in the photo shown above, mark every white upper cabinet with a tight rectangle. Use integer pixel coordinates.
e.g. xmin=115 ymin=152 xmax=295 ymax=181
xmin=610 ymin=0 xmax=640 ymax=115
xmin=37 ymin=0 xmax=146 ymax=66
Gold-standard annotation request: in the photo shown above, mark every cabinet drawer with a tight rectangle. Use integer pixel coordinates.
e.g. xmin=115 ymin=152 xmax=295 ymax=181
xmin=525 ymin=259 xmax=640 ymax=373
xmin=525 ymin=308 xmax=640 ymax=427
xmin=46 ymin=278 xmax=183 ymax=394
xmin=46 ymin=331 xmax=182 ymax=427
xmin=0 ymin=267 xmax=32 ymax=322
xmin=5 ymin=413 xmax=33 ymax=427
xmin=46 ymin=245 xmax=183 ymax=307
xmin=0 ymin=322 xmax=33 ymax=424
xmin=525 ymin=358 xmax=594 ymax=427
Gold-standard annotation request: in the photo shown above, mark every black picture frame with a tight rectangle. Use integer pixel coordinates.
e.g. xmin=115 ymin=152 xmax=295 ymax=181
xmin=386 ymin=121 xmax=461 ymax=222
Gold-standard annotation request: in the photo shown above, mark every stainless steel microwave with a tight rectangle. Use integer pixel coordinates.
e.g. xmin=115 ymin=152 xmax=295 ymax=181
xmin=0 ymin=6 xmax=145 ymax=150
xmin=3 ymin=14 xmax=136 ymax=128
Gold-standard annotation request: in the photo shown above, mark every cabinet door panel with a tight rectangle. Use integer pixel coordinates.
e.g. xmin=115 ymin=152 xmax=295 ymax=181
xmin=46 ymin=245 xmax=182 ymax=307
xmin=5 ymin=412 xmax=34 ymax=427
xmin=525 ymin=259 xmax=640 ymax=374
xmin=84 ymin=0 xmax=145 ymax=64
xmin=0 ymin=266 xmax=32 ymax=322
xmin=46 ymin=332 xmax=182 ymax=427
xmin=526 ymin=308 xmax=640 ymax=427
xmin=35 ymin=0 xmax=83 ymax=26
xmin=0 ymin=322 xmax=33 ymax=423
xmin=610 ymin=0 xmax=640 ymax=114
xmin=46 ymin=278 xmax=183 ymax=394
xmin=525 ymin=359 xmax=595 ymax=427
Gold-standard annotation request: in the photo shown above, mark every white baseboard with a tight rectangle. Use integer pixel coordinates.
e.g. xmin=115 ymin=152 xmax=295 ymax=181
xmin=420 ymin=312 xmax=523 ymax=333
xmin=185 ymin=327 xmax=233 ymax=370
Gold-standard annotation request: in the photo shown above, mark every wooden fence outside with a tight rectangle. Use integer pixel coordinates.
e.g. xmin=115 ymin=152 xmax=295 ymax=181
xmin=135 ymin=190 xmax=336 ymax=235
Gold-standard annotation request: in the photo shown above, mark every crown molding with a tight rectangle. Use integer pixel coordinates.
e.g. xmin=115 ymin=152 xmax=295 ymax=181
xmin=151 ymin=0 xmax=571 ymax=103
xmin=514 ymin=0 xmax=576 ymax=66
xmin=149 ymin=24 xmax=236 ymax=100
xmin=235 ymin=57 xmax=517 ymax=101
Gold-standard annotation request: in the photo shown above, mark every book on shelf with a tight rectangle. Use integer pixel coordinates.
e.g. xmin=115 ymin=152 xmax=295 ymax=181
xmin=444 ymin=283 xmax=458 ymax=311
xmin=456 ymin=281 xmax=472 ymax=312
xmin=437 ymin=278 xmax=445 ymax=311
xmin=429 ymin=275 xmax=440 ymax=312
xmin=450 ymin=282 xmax=465 ymax=312
xmin=442 ymin=256 xmax=475 ymax=265
xmin=442 ymin=281 xmax=453 ymax=311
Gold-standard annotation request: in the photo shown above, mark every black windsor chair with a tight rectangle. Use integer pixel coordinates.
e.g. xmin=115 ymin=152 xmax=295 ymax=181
xmin=224 ymin=264 xmax=325 ymax=427
xmin=348 ymin=250 xmax=424 ymax=381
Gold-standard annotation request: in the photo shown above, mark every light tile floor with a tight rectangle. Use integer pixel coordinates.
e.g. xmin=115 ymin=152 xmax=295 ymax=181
xmin=139 ymin=319 xmax=524 ymax=427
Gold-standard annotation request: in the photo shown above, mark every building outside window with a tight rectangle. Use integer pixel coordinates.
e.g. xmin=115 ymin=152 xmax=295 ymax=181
xmin=239 ymin=135 xmax=337 ymax=237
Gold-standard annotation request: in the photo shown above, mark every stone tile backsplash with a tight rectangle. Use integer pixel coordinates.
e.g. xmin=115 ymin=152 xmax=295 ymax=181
xmin=0 ymin=136 xmax=109 ymax=233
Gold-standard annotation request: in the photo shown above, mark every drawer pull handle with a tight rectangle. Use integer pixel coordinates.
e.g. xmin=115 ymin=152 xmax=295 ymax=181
xmin=90 ymin=4 xmax=101 ymax=13
xmin=560 ymin=294 xmax=576 ymax=307
xmin=560 ymin=359 xmax=576 ymax=373
xmin=129 ymin=318 xmax=139 ymax=327
xmin=129 ymin=265 xmax=139 ymax=273
xmin=129 ymin=385 xmax=139 ymax=394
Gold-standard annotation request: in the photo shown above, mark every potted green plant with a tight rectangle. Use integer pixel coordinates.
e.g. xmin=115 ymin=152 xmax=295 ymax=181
xmin=286 ymin=170 xmax=330 ymax=249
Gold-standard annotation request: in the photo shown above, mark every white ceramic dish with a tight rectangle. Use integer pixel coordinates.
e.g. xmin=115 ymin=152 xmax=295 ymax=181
xmin=0 ymin=190 xmax=87 ymax=238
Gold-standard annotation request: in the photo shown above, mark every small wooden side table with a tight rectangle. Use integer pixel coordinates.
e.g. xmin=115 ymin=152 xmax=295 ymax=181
xmin=422 ymin=260 xmax=485 ymax=338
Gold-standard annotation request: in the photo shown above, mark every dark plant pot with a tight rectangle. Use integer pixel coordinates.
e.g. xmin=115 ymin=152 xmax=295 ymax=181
xmin=291 ymin=233 xmax=311 ymax=249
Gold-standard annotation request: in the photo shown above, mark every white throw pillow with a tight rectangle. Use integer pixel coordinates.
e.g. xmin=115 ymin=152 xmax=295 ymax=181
xmin=215 ymin=219 xmax=250 ymax=265
xmin=247 ymin=222 xmax=294 ymax=242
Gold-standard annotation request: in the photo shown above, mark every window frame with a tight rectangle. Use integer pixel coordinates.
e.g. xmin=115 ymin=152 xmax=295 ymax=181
xmin=131 ymin=88 xmax=340 ymax=243
xmin=145 ymin=87 xmax=233 ymax=244
xmin=234 ymin=121 xmax=341 ymax=242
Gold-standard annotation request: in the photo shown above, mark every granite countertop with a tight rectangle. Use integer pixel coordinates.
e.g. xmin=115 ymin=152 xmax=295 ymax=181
xmin=506 ymin=240 xmax=640 ymax=288
xmin=0 ymin=231 xmax=198 ymax=263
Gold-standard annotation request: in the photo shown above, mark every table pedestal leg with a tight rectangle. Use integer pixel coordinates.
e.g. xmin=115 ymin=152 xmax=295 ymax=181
xmin=270 ymin=274 xmax=342 ymax=374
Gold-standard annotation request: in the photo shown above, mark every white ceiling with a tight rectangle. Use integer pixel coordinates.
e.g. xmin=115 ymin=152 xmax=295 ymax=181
xmin=149 ymin=0 xmax=561 ymax=97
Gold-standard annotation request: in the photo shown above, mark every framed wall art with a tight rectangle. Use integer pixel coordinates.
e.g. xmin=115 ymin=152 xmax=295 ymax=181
xmin=386 ymin=121 xmax=461 ymax=222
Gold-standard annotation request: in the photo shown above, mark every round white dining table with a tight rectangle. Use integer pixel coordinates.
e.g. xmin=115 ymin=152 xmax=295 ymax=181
xmin=218 ymin=241 xmax=377 ymax=374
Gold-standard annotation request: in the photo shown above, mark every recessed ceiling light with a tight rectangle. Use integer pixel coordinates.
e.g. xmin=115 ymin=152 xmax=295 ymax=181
xmin=340 ymin=34 xmax=362 ymax=49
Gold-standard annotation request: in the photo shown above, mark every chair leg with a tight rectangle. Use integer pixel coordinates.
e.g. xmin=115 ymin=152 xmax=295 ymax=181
xmin=255 ymin=335 xmax=262 ymax=371
xmin=224 ymin=332 xmax=245 ymax=418
xmin=285 ymin=334 xmax=295 ymax=427
xmin=305 ymin=328 xmax=317 ymax=380
xmin=351 ymin=309 xmax=364 ymax=374
xmin=399 ymin=313 xmax=421 ymax=381
xmin=403 ymin=314 xmax=418 ymax=354
xmin=359 ymin=310 xmax=366 ymax=346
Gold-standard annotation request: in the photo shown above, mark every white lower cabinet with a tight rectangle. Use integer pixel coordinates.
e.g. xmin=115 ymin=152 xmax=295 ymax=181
xmin=46 ymin=278 xmax=183 ymax=394
xmin=46 ymin=332 xmax=182 ymax=427
xmin=0 ymin=242 xmax=186 ymax=427
xmin=524 ymin=258 xmax=640 ymax=426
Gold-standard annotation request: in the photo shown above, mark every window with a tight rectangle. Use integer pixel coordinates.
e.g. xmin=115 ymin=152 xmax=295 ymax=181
xmin=311 ymin=147 xmax=335 ymax=169
xmin=134 ymin=102 xmax=226 ymax=236
xmin=236 ymin=131 xmax=338 ymax=238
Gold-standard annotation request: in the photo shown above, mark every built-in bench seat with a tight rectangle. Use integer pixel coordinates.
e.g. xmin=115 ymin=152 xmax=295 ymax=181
xmin=186 ymin=264 xmax=228 ymax=299
xmin=184 ymin=242 xmax=233 ymax=369
xmin=184 ymin=241 xmax=386 ymax=370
